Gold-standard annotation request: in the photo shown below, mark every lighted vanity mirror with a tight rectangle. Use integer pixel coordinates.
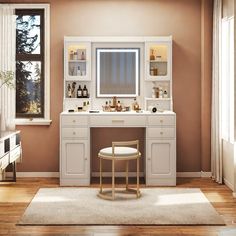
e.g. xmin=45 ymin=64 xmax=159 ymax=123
xmin=96 ymin=48 xmax=140 ymax=97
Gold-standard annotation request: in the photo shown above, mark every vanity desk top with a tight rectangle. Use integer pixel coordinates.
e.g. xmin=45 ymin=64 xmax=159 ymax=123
xmin=61 ymin=110 xmax=175 ymax=116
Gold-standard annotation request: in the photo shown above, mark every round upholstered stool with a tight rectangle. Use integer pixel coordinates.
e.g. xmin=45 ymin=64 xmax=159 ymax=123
xmin=98 ymin=140 xmax=141 ymax=200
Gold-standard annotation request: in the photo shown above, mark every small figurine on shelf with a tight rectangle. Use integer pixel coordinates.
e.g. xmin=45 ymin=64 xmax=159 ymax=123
xmin=67 ymin=83 xmax=72 ymax=98
xmin=71 ymin=82 xmax=76 ymax=98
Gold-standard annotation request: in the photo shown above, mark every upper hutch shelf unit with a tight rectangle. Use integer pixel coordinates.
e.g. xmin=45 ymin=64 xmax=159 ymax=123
xmin=63 ymin=36 xmax=173 ymax=111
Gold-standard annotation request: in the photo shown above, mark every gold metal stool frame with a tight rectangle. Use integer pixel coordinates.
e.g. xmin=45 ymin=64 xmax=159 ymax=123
xmin=98 ymin=140 xmax=141 ymax=200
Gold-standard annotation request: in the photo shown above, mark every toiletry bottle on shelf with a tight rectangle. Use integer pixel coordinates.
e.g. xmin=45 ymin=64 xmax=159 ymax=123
xmin=67 ymin=84 xmax=72 ymax=98
xmin=81 ymin=51 xmax=86 ymax=60
xmin=73 ymin=51 xmax=78 ymax=60
xmin=159 ymin=87 xmax=163 ymax=98
xmin=132 ymin=98 xmax=139 ymax=111
xmin=112 ymin=96 xmax=117 ymax=107
xmin=163 ymin=90 xmax=168 ymax=98
xmin=69 ymin=50 xmax=74 ymax=60
xmin=77 ymin=85 xmax=82 ymax=98
xmin=116 ymin=101 xmax=122 ymax=112
xmin=71 ymin=82 xmax=76 ymax=98
xmin=82 ymin=101 xmax=87 ymax=111
xmin=77 ymin=66 xmax=81 ymax=76
xmin=82 ymin=85 xmax=88 ymax=98
xmin=150 ymin=49 xmax=155 ymax=60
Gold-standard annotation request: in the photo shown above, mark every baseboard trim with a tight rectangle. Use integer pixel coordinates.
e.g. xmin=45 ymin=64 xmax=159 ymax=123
xmin=6 ymin=172 xmax=60 ymax=178
xmin=5 ymin=171 xmax=212 ymax=178
xmin=200 ymin=171 xmax=212 ymax=178
xmin=223 ymin=178 xmax=234 ymax=191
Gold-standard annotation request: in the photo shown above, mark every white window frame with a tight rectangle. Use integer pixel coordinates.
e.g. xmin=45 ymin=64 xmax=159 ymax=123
xmin=13 ymin=4 xmax=51 ymax=125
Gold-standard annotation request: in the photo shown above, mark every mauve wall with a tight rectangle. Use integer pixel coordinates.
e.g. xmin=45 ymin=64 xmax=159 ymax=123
xmin=2 ymin=0 xmax=213 ymax=172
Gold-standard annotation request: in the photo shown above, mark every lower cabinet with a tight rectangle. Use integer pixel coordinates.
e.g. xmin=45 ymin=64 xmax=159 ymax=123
xmin=60 ymin=139 xmax=90 ymax=186
xmin=146 ymin=139 xmax=176 ymax=186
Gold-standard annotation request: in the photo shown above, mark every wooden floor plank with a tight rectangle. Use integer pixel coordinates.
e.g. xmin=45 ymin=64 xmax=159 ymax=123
xmin=0 ymin=177 xmax=236 ymax=235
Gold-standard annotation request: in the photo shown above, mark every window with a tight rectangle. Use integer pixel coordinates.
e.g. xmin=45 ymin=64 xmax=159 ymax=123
xmin=16 ymin=9 xmax=44 ymax=118
xmin=14 ymin=4 xmax=50 ymax=125
xmin=221 ymin=17 xmax=234 ymax=142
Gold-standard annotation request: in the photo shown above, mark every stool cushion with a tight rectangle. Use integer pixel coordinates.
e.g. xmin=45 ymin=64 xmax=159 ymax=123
xmin=99 ymin=147 xmax=138 ymax=157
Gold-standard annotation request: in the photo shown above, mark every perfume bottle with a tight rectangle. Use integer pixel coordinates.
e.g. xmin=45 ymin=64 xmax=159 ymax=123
xmin=77 ymin=85 xmax=82 ymax=98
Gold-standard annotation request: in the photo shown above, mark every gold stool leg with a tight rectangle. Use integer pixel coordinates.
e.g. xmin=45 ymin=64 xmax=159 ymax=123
xmin=99 ymin=157 xmax=102 ymax=193
xmin=126 ymin=160 xmax=129 ymax=190
xmin=137 ymin=157 xmax=140 ymax=198
xmin=112 ymin=159 xmax=115 ymax=200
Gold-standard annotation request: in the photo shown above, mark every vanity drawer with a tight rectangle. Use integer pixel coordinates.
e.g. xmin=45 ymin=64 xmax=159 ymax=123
xmin=147 ymin=127 xmax=175 ymax=138
xmin=61 ymin=115 xmax=88 ymax=127
xmin=0 ymin=153 xmax=9 ymax=170
xmin=10 ymin=146 xmax=21 ymax=163
xmin=148 ymin=115 xmax=175 ymax=126
xmin=90 ymin=115 xmax=146 ymax=127
xmin=62 ymin=128 xmax=88 ymax=139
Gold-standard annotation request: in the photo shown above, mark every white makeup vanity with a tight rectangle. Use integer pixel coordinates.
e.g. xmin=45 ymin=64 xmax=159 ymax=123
xmin=60 ymin=36 xmax=176 ymax=186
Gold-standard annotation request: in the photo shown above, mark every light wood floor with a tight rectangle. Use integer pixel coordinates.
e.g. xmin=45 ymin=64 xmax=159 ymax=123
xmin=0 ymin=177 xmax=236 ymax=236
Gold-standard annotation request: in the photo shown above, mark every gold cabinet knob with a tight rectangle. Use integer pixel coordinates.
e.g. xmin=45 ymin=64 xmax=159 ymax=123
xmin=160 ymin=120 xmax=163 ymax=123
xmin=73 ymin=132 xmax=76 ymax=135
xmin=160 ymin=131 xmax=163 ymax=135
xmin=73 ymin=120 xmax=76 ymax=123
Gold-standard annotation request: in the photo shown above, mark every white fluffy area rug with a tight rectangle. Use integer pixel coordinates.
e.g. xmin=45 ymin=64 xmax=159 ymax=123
xmin=18 ymin=188 xmax=225 ymax=226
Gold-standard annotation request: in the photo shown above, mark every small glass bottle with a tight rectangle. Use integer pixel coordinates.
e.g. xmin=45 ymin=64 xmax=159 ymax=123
xmin=77 ymin=85 xmax=82 ymax=98
xmin=73 ymin=51 xmax=78 ymax=60
xmin=163 ymin=90 xmax=168 ymax=98
xmin=77 ymin=66 xmax=81 ymax=76
xmin=69 ymin=50 xmax=74 ymax=60
xmin=82 ymin=85 xmax=88 ymax=98
xmin=150 ymin=49 xmax=155 ymax=60
xmin=81 ymin=51 xmax=86 ymax=60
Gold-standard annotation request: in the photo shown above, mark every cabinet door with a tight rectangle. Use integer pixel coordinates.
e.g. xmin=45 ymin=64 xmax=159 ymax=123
xmin=64 ymin=41 xmax=91 ymax=81
xmin=61 ymin=140 xmax=89 ymax=179
xmin=145 ymin=41 xmax=171 ymax=81
xmin=146 ymin=139 xmax=176 ymax=179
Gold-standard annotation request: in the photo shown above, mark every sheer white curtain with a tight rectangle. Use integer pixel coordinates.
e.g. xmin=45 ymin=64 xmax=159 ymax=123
xmin=0 ymin=4 xmax=16 ymax=131
xmin=211 ymin=0 xmax=222 ymax=184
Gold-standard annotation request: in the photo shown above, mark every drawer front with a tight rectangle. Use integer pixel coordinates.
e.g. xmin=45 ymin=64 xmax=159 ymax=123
xmin=147 ymin=127 xmax=175 ymax=138
xmin=0 ymin=153 xmax=9 ymax=170
xmin=61 ymin=128 xmax=88 ymax=139
xmin=10 ymin=146 xmax=21 ymax=163
xmin=10 ymin=135 xmax=16 ymax=150
xmin=61 ymin=115 xmax=88 ymax=127
xmin=90 ymin=116 xmax=146 ymax=127
xmin=148 ymin=115 xmax=175 ymax=126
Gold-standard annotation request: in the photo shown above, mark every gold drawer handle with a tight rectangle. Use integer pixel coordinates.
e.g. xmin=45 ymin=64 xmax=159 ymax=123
xmin=112 ymin=120 xmax=124 ymax=123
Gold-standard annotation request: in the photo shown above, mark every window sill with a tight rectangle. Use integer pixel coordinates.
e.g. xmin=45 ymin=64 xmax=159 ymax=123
xmin=15 ymin=119 xmax=52 ymax=126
